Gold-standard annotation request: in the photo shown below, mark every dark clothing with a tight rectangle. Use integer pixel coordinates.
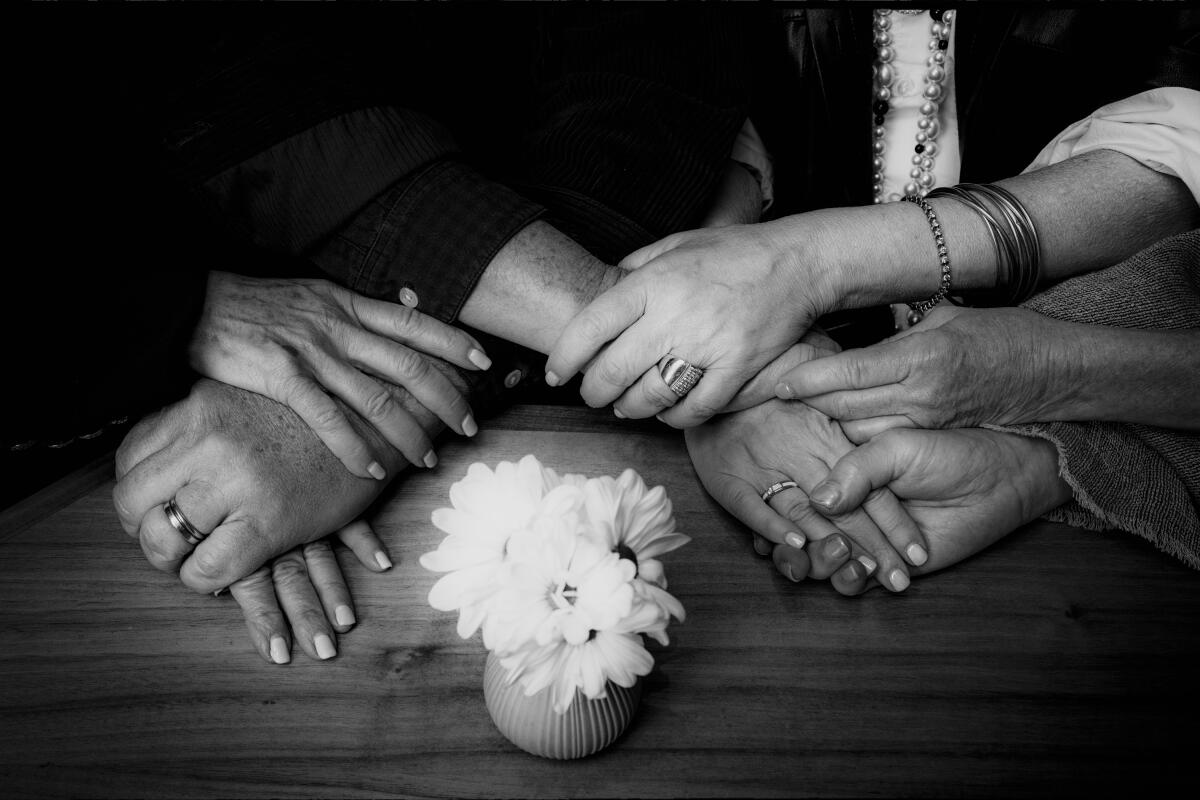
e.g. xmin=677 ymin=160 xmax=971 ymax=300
xmin=5 ymin=8 xmax=752 ymax=504
xmin=754 ymin=5 xmax=1199 ymax=216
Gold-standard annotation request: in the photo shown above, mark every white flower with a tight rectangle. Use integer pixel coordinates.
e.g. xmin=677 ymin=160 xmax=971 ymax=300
xmin=419 ymin=456 xmax=565 ymax=639
xmin=421 ymin=455 xmax=688 ymax=713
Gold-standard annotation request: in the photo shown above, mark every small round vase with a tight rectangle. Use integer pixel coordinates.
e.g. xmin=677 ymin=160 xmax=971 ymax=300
xmin=482 ymin=652 xmax=642 ymax=759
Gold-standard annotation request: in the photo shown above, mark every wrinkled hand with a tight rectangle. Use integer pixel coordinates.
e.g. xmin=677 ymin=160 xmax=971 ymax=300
xmin=113 ymin=379 xmax=405 ymax=594
xmin=190 ymin=272 xmax=490 ymax=480
xmin=775 ymin=305 xmax=1064 ymax=442
xmin=231 ymin=521 xmax=390 ymax=665
xmin=546 ymin=220 xmax=836 ymax=428
xmin=801 ymin=427 xmax=1072 ymax=595
xmin=684 ymin=399 xmax=929 ymax=592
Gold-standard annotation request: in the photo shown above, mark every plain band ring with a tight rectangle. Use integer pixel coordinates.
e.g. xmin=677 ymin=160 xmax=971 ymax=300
xmin=164 ymin=497 xmax=208 ymax=547
xmin=659 ymin=356 xmax=704 ymax=398
xmin=761 ymin=481 xmax=800 ymax=503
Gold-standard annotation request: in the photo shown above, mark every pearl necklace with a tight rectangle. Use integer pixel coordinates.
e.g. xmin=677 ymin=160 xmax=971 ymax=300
xmin=871 ymin=8 xmax=955 ymax=203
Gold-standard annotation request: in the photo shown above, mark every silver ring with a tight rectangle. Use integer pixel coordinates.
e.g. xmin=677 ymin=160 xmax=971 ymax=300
xmin=164 ymin=497 xmax=208 ymax=547
xmin=760 ymin=481 xmax=799 ymax=503
xmin=659 ymin=356 xmax=704 ymax=398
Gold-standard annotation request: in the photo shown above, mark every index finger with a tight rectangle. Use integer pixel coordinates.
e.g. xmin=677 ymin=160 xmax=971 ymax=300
xmin=545 ymin=279 xmax=646 ymax=387
xmin=775 ymin=340 xmax=911 ymax=400
xmin=350 ymin=295 xmax=491 ymax=372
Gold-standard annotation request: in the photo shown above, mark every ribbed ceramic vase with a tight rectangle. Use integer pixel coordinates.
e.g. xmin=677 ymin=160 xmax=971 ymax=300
xmin=483 ymin=652 xmax=642 ymax=759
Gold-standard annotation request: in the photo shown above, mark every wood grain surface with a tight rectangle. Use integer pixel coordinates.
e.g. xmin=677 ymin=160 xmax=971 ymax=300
xmin=1 ymin=404 xmax=1197 ymax=798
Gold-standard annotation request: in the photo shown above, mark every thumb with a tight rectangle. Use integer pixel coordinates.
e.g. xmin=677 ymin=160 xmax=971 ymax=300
xmin=809 ymin=431 xmax=917 ymax=515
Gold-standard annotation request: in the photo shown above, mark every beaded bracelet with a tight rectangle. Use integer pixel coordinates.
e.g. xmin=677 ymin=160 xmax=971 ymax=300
xmin=901 ymin=194 xmax=951 ymax=325
xmin=929 ymin=183 xmax=1042 ymax=306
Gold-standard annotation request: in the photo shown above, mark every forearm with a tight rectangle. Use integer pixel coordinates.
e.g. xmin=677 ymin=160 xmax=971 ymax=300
xmin=458 ymin=221 xmax=623 ymax=354
xmin=778 ymin=149 xmax=1199 ymax=313
xmin=1046 ymin=323 xmax=1200 ymax=430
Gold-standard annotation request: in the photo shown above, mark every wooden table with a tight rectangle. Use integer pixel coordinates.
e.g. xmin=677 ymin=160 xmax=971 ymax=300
xmin=2 ymin=404 xmax=1197 ymax=798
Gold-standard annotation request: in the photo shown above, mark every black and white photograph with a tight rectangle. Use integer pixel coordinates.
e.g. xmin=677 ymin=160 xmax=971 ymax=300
xmin=3 ymin=1 xmax=1198 ymax=797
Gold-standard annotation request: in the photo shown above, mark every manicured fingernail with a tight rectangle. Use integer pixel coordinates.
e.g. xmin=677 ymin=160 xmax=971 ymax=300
xmin=784 ymin=564 xmax=800 ymax=583
xmin=613 ymin=407 xmax=626 ymax=419
xmin=374 ymin=551 xmax=393 ymax=570
xmin=367 ymin=461 xmax=387 ymax=480
xmin=889 ymin=568 xmax=910 ymax=591
xmin=270 ymin=636 xmax=290 ymax=665
xmin=810 ymin=482 xmax=840 ymax=509
xmin=785 ymin=531 xmax=806 ymax=549
xmin=826 ymin=536 xmax=849 ymax=559
xmin=335 ymin=605 xmax=356 ymax=627
xmin=907 ymin=543 xmax=929 ymax=566
xmin=423 ymin=450 xmax=438 ymax=469
xmin=545 ymin=371 xmax=560 ymax=387
xmin=775 ymin=381 xmax=794 ymax=400
xmin=314 ymin=634 xmax=337 ymax=660
xmin=461 ymin=415 xmax=478 ymax=437
xmin=753 ymin=537 xmax=772 ymax=556
xmin=857 ymin=554 xmax=878 ymax=574
xmin=468 ymin=348 xmax=492 ymax=370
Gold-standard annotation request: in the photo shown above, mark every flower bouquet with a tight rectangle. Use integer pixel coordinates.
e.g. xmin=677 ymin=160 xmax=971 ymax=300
xmin=420 ymin=455 xmax=688 ymax=759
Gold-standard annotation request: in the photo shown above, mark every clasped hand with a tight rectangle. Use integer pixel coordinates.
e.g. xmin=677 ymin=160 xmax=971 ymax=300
xmin=191 ymin=272 xmax=490 ymax=479
xmin=545 ymin=221 xmax=836 ymax=427
xmin=775 ymin=305 xmax=1063 ymax=442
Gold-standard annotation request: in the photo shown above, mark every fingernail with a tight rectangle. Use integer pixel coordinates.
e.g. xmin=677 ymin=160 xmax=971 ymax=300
xmin=889 ymin=568 xmax=910 ymax=591
xmin=335 ymin=605 xmax=356 ymax=627
xmin=468 ymin=348 xmax=492 ymax=370
xmin=270 ymin=636 xmax=290 ymax=665
xmin=374 ymin=551 xmax=393 ymax=570
xmin=753 ymin=537 xmax=772 ymax=556
xmin=461 ymin=415 xmax=478 ymax=437
xmin=785 ymin=531 xmax=806 ymax=549
xmin=784 ymin=564 xmax=800 ymax=583
xmin=545 ymin=371 xmax=560 ymax=387
xmin=314 ymin=634 xmax=337 ymax=660
xmin=810 ymin=482 xmax=840 ymax=509
xmin=906 ymin=543 xmax=929 ymax=566
xmin=613 ymin=408 xmax=626 ymax=419
xmin=367 ymin=461 xmax=387 ymax=480
xmin=423 ymin=450 xmax=438 ymax=469
xmin=857 ymin=554 xmax=878 ymax=575
xmin=775 ymin=381 xmax=794 ymax=400
xmin=826 ymin=536 xmax=849 ymax=559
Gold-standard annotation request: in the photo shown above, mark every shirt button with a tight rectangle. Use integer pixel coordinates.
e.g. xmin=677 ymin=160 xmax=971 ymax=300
xmin=503 ymin=369 xmax=524 ymax=389
xmin=398 ymin=287 xmax=419 ymax=308
xmin=896 ymin=78 xmax=915 ymax=97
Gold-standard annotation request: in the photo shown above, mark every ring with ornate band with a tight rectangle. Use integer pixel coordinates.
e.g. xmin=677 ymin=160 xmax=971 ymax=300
xmin=659 ymin=356 xmax=704 ymax=398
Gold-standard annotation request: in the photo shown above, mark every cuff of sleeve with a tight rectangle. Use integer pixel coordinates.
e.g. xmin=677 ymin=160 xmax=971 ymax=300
xmin=312 ymin=159 xmax=545 ymax=323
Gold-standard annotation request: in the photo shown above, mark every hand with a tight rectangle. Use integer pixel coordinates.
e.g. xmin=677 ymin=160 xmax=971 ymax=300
xmin=545 ymin=218 xmax=838 ymax=428
xmin=190 ymin=272 xmax=490 ymax=480
xmin=112 ymin=379 xmax=406 ymax=594
xmin=804 ymin=427 xmax=1072 ymax=595
xmin=723 ymin=326 xmax=841 ymax=414
xmin=231 ymin=520 xmax=391 ymax=665
xmin=684 ymin=399 xmax=930 ymax=592
xmin=775 ymin=305 xmax=1065 ymax=442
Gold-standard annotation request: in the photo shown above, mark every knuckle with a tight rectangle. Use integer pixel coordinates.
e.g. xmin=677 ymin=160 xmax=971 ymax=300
xmin=308 ymin=401 xmax=348 ymax=434
xmin=360 ymin=387 xmax=396 ymax=422
xmin=389 ymin=347 xmax=428 ymax=380
xmin=272 ymin=557 xmax=310 ymax=585
xmin=592 ymin=358 xmax=630 ymax=391
xmin=682 ymin=397 xmax=721 ymax=421
xmin=189 ymin=549 xmax=231 ymax=585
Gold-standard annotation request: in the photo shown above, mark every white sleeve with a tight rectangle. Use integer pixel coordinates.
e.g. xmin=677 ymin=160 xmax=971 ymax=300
xmin=1023 ymin=87 xmax=1200 ymax=206
xmin=730 ymin=118 xmax=776 ymax=212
